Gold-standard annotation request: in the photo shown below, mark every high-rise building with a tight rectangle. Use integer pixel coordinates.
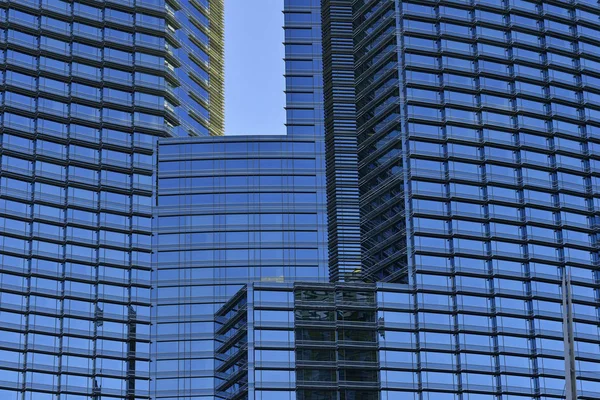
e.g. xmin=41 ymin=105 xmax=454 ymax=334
xmin=151 ymin=0 xmax=328 ymax=396
xmin=187 ymin=0 xmax=600 ymax=398
xmin=166 ymin=0 xmax=224 ymax=137
xmin=283 ymin=0 xmax=325 ymax=139
xmin=321 ymin=0 xmax=362 ymax=282
xmin=3 ymin=0 xmax=600 ymax=399
xmin=353 ymin=0 xmax=406 ymax=284
xmin=0 ymin=0 xmax=223 ymax=398
xmin=350 ymin=0 xmax=600 ymax=397
xmin=153 ymin=135 xmax=328 ymax=399
xmin=215 ymin=281 xmax=390 ymax=400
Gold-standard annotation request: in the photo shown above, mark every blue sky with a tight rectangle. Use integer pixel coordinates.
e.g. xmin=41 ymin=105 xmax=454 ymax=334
xmin=224 ymin=0 xmax=286 ymax=136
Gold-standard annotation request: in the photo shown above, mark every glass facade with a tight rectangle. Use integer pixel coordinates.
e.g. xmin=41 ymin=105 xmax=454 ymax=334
xmin=321 ymin=0 xmax=362 ymax=282
xmin=0 ymin=0 xmax=222 ymax=398
xmin=284 ymin=0 xmax=325 ymax=139
xmin=215 ymin=281 xmax=413 ymax=400
xmin=3 ymin=0 xmax=600 ymax=398
xmin=153 ymin=136 xmax=328 ymax=398
xmin=351 ymin=0 xmax=600 ymax=398
xmin=354 ymin=0 xmax=406 ymax=283
xmin=151 ymin=0 xmax=327 ymax=396
xmin=166 ymin=0 xmax=224 ymax=137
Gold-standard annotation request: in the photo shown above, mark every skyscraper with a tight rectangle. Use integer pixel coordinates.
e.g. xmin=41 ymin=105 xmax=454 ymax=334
xmin=350 ymin=0 xmax=600 ymax=397
xmin=191 ymin=1 xmax=600 ymax=398
xmin=3 ymin=0 xmax=600 ymax=399
xmin=354 ymin=0 xmax=406 ymax=283
xmin=151 ymin=0 xmax=329 ymax=398
xmin=215 ymin=281 xmax=386 ymax=400
xmin=321 ymin=0 xmax=362 ymax=282
xmin=0 ymin=0 xmax=223 ymax=398
xmin=153 ymin=135 xmax=328 ymax=399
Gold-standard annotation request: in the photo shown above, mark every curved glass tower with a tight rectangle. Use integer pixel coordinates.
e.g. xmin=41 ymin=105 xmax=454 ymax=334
xmin=353 ymin=0 xmax=600 ymax=398
xmin=154 ymin=135 xmax=328 ymax=399
xmin=0 ymin=0 xmax=223 ymax=399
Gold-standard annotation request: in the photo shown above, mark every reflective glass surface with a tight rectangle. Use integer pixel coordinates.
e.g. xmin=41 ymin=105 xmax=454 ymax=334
xmin=215 ymin=282 xmax=381 ymax=400
xmin=154 ymin=136 xmax=328 ymax=398
xmin=354 ymin=0 xmax=600 ymax=397
xmin=0 ymin=0 xmax=223 ymax=398
xmin=152 ymin=0 xmax=325 ymax=397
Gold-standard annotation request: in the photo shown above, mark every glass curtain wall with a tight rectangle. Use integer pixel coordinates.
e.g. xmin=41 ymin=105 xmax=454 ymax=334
xmin=152 ymin=0 xmax=327 ymax=396
xmin=355 ymin=0 xmax=600 ymax=397
xmin=153 ymin=136 xmax=328 ymax=398
xmin=0 ymin=0 xmax=223 ymax=399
